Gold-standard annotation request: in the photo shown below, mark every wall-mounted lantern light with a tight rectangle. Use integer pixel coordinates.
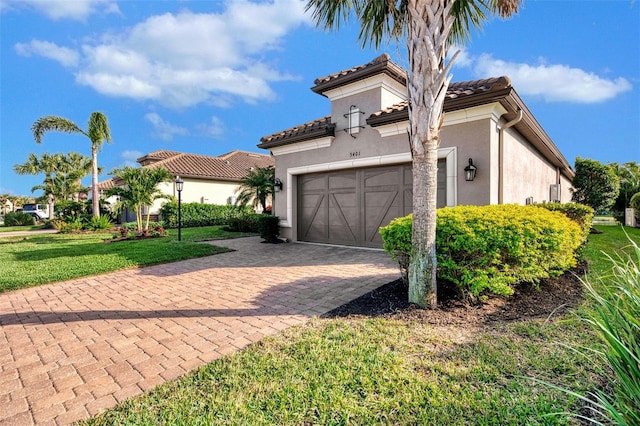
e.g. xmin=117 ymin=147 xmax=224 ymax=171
xmin=175 ymin=176 xmax=184 ymax=241
xmin=464 ymin=158 xmax=477 ymax=182
xmin=274 ymin=178 xmax=283 ymax=192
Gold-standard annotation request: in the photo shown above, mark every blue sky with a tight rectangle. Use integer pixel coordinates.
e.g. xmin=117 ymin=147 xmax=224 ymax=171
xmin=1 ymin=0 xmax=638 ymax=197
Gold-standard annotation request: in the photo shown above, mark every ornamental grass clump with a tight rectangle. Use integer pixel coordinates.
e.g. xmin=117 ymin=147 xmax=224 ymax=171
xmin=577 ymin=237 xmax=640 ymax=425
xmin=380 ymin=205 xmax=583 ymax=300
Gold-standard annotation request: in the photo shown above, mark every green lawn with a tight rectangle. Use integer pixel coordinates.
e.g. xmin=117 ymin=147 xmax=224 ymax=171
xmin=0 ymin=224 xmax=46 ymax=232
xmin=0 ymin=226 xmax=255 ymax=293
xmin=84 ymin=225 xmax=640 ymax=425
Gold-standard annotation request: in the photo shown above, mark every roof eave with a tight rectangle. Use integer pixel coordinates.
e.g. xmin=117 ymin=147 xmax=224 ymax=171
xmin=311 ymin=63 xmax=406 ymax=96
xmin=258 ymin=124 xmax=336 ymax=149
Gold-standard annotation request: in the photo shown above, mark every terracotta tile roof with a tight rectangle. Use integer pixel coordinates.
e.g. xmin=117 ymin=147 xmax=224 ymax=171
xmin=97 ymin=150 xmax=273 ymax=189
xmin=142 ymin=150 xmax=274 ymax=181
xmin=96 ymin=178 xmax=117 ymax=191
xmin=367 ymin=76 xmax=512 ymax=123
xmin=311 ymin=53 xmax=407 ymax=95
xmin=258 ymin=117 xmax=335 ymax=149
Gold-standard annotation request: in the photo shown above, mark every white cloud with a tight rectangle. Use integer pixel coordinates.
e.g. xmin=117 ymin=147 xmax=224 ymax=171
xmin=453 ymin=50 xmax=632 ymax=104
xmin=197 ymin=116 xmax=225 ymax=139
xmin=121 ymin=150 xmax=143 ymax=168
xmin=2 ymin=0 xmax=120 ymax=21
xmin=15 ymin=40 xmax=79 ymax=67
xmin=17 ymin=0 xmax=310 ymax=108
xmin=145 ymin=113 xmax=189 ymax=141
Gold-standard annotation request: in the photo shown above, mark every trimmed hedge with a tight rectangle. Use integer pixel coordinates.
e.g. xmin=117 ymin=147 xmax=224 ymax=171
xmin=380 ymin=205 xmax=582 ymax=299
xmin=159 ymin=202 xmax=254 ymax=228
xmin=535 ymin=202 xmax=594 ymax=243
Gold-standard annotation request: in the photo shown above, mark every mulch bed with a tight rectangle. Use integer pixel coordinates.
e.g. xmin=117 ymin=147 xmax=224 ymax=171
xmin=323 ymin=263 xmax=587 ymax=326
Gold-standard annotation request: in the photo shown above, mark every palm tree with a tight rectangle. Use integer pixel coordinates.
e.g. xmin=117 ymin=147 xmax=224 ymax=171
xmin=58 ymin=152 xmax=95 ymax=201
xmin=307 ymin=0 xmax=521 ymax=307
xmin=235 ymin=166 xmax=275 ymax=213
xmin=14 ymin=152 xmax=65 ymax=219
xmin=105 ymin=167 xmax=173 ymax=233
xmin=31 ymin=112 xmax=112 ymax=217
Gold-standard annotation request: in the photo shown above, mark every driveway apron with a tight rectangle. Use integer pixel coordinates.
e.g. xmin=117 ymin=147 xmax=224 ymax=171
xmin=0 ymin=237 xmax=398 ymax=425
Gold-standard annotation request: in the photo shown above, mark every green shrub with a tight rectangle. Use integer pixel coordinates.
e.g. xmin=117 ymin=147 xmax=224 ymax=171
xmin=536 ymin=202 xmax=594 ymax=243
xmin=159 ymin=202 xmax=254 ymax=228
xmin=226 ymin=214 xmax=262 ymax=233
xmin=3 ymin=211 xmax=36 ymax=226
xmin=258 ymin=215 xmax=280 ymax=243
xmin=57 ymin=218 xmax=84 ymax=233
xmin=380 ymin=205 xmax=582 ymax=299
xmin=630 ymin=192 xmax=640 ymax=221
xmin=86 ymin=215 xmax=113 ymax=231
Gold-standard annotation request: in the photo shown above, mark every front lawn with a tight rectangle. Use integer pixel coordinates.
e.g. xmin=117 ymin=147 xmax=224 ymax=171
xmin=0 ymin=226 xmax=254 ymax=293
xmin=85 ymin=225 xmax=640 ymax=425
xmin=0 ymin=224 xmax=46 ymax=232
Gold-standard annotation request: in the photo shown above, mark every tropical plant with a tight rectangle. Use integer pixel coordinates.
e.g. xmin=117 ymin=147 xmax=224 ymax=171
xmin=572 ymin=157 xmax=620 ymax=213
xmin=235 ymin=166 xmax=275 ymax=213
xmin=31 ymin=112 xmax=112 ymax=217
xmin=3 ymin=211 xmax=36 ymax=226
xmin=612 ymin=162 xmax=640 ymax=221
xmin=58 ymin=152 xmax=94 ymax=201
xmin=13 ymin=152 xmax=65 ymax=219
xmin=307 ymin=0 xmax=521 ymax=307
xmin=630 ymin=192 xmax=640 ymax=222
xmin=105 ymin=167 xmax=172 ymax=234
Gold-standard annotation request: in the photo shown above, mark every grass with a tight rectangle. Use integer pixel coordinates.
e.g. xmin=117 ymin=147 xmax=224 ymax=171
xmin=0 ymin=224 xmax=46 ymax=232
xmin=0 ymin=226 xmax=255 ymax=293
xmin=84 ymin=225 xmax=640 ymax=425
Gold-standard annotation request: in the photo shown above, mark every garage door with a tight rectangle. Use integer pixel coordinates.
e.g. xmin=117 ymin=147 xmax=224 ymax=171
xmin=297 ymin=161 xmax=446 ymax=248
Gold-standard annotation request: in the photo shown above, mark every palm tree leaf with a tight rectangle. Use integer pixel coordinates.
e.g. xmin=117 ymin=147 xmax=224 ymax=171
xmin=31 ymin=116 xmax=86 ymax=144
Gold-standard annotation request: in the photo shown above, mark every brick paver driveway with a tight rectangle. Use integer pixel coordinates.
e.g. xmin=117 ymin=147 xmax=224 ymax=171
xmin=0 ymin=237 xmax=398 ymax=425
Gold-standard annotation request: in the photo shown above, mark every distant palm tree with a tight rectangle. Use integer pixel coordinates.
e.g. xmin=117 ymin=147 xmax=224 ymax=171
xmin=106 ymin=167 xmax=173 ymax=233
xmin=14 ymin=152 xmax=64 ymax=219
xmin=235 ymin=166 xmax=275 ymax=213
xmin=32 ymin=112 xmax=112 ymax=217
xmin=307 ymin=0 xmax=521 ymax=307
xmin=59 ymin=152 xmax=95 ymax=201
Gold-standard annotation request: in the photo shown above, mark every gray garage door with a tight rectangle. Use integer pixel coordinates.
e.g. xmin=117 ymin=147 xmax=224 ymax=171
xmin=297 ymin=162 xmax=446 ymax=248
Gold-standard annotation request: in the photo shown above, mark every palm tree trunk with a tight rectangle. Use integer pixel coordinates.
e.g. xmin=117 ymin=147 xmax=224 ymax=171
xmin=406 ymin=0 xmax=455 ymax=308
xmin=48 ymin=193 xmax=55 ymax=220
xmin=92 ymin=146 xmax=100 ymax=217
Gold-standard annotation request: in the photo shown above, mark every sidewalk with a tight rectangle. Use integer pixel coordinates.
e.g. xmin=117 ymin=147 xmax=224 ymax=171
xmin=0 ymin=237 xmax=398 ymax=425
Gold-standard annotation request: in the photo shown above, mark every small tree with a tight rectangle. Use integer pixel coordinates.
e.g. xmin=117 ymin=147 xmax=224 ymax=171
xmin=571 ymin=157 xmax=620 ymax=213
xmin=612 ymin=162 xmax=640 ymax=220
xmin=105 ymin=167 xmax=172 ymax=233
xmin=235 ymin=166 xmax=274 ymax=213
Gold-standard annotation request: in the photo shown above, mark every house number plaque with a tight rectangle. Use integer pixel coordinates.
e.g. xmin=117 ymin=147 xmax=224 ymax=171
xmin=349 ymin=151 xmax=361 ymax=158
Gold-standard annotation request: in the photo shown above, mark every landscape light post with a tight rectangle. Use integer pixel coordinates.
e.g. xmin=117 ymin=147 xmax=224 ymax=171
xmin=175 ymin=176 xmax=184 ymax=242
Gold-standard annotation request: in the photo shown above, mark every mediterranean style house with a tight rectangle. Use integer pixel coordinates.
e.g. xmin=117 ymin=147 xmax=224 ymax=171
xmin=97 ymin=149 xmax=274 ymax=222
xmin=258 ymin=53 xmax=574 ymax=248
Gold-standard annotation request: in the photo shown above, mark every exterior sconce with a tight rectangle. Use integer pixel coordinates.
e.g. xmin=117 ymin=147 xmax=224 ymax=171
xmin=464 ymin=158 xmax=477 ymax=181
xmin=274 ymin=178 xmax=283 ymax=192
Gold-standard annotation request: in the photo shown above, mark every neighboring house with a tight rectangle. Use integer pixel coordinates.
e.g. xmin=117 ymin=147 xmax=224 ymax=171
xmin=258 ymin=53 xmax=574 ymax=248
xmin=97 ymin=150 xmax=274 ymax=222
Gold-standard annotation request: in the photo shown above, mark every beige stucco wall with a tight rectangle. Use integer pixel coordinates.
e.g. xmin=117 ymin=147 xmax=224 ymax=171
xmin=267 ymin=80 xmax=572 ymax=243
xmin=501 ymin=127 xmax=566 ymax=204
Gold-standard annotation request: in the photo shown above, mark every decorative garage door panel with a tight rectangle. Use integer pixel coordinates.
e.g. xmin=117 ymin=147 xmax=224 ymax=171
xmin=298 ymin=162 xmax=446 ymax=248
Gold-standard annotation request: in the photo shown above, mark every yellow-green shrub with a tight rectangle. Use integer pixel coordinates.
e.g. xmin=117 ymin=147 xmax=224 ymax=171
xmin=536 ymin=202 xmax=594 ymax=243
xmin=379 ymin=205 xmax=582 ymax=299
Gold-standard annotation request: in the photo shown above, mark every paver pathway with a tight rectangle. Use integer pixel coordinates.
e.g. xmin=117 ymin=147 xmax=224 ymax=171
xmin=0 ymin=237 xmax=398 ymax=425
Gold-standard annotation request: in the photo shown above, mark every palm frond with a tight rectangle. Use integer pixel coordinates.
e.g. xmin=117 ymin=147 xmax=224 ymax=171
xmin=87 ymin=112 xmax=112 ymax=150
xmin=31 ymin=116 xmax=85 ymax=144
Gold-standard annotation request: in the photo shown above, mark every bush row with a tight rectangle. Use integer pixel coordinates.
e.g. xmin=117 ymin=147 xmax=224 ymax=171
xmin=535 ymin=202 xmax=594 ymax=243
xmin=380 ymin=204 xmax=584 ymax=300
xmin=159 ymin=202 xmax=255 ymax=228
xmin=3 ymin=211 xmax=36 ymax=226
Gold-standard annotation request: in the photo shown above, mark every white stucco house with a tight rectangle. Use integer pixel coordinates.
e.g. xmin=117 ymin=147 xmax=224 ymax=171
xmin=97 ymin=150 xmax=274 ymax=222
